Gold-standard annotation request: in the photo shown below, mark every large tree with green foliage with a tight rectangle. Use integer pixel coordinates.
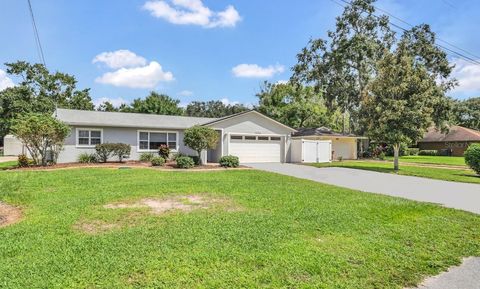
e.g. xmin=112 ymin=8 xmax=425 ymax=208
xmin=121 ymin=92 xmax=183 ymax=115
xmin=97 ymin=101 xmax=119 ymax=112
xmin=0 ymin=61 xmax=94 ymax=138
xmin=360 ymin=44 xmax=451 ymax=171
xmin=185 ymin=100 xmax=248 ymax=118
xmin=256 ymin=81 xmax=342 ymax=130
xmin=292 ymin=0 xmax=394 ymax=133
xmin=12 ymin=113 xmax=70 ymax=166
xmin=451 ymin=97 xmax=480 ymax=130
xmin=183 ymin=125 xmax=218 ymax=165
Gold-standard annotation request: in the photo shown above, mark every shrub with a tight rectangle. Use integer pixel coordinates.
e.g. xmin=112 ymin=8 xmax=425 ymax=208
xmin=17 ymin=154 xmax=30 ymax=167
xmin=219 ymin=155 xmax=239 ymax=168
xmin=111 ymin=143 xmax=131 ymax=162
xmin=158 ymin=145 xmax=170 ymax=160
xmin=418 ymin=150 xmax=438 ymax=156
xmin=406 ymin=148 xmax=419 ymax=156
xmin=183 ymin=126 xmax=219 ymax=165
xmin=465 ymin=143 xmax=480 ymax=175
xmin=176 ymin=156 xmax=195 ymax=169
xmin=378 ymin=152 xmax=386 ymax=160
xmin=95 ymin=143 xmax=115 ymax=162
xmin=189 ymin=155 xmax=200 ymax=165
xmin=151 ymin=156 xmax=165 ymax=166
xmin=139 ymin=153 xmax=155 ymax=162
xmin=78 ymin=153 xmax=98 ymax=163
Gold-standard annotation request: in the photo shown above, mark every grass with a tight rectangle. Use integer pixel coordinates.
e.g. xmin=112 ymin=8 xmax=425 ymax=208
xmin=385 ymin=155 xmax=467 ymax=166
xmin=0 ymin=161 xmax=17 ymax=170
xmin=311 ymin=161 xmax=480 ymax=184
xmin=0 ymin=168 xmax=480 ymax=288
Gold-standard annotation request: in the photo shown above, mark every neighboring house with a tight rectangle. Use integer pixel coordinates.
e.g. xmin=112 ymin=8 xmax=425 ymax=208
xmin=4 ymin=109 xmax=297 ymax=164
xmin=292 ymin=127 xmax=366 ymax=160
xmin=418 ymin=125 xmax=480 ymax=156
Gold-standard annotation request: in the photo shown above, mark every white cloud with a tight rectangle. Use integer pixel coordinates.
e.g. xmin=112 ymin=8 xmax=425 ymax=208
xmin=95 ymin=61 xmax=174 ymax=89
xmin=92 ymin=50 xmax=147 ymax=69
xmin=178 ymin=90 xmax=193 ymax=96
xmin=232 ymin=64 xmax=285 ymax=78
xmin=93 ymin=97 xmax=128 ymax=107
xmin=143 ymin=0 xmax=241 ymax=28
xmin=0 ymin=69 xmax=14 ymax=91
xmin=220 ymin=97 xmax=239 ymax=106
xmin=451 ymin=58 xmax=480 ymax=92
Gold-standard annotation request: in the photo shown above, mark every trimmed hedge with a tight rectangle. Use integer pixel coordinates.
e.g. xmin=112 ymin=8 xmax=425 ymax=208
xmin=465 ymin=144 xmax=480 ymax=175
xmin=95 ymin=143 xmax=131 ymax=162
xmin=140 ymin=153 xmax=155 ymax=162
xmin=406 ymin=148 xmax=419 ymax=156
xmin=151 ymin=156 xmax=165 ymax=166
xmin=418 ymin=150 xmax=438 ymax=156
xmin=219 ymin=155 xmax=240 ymax=168
xmin=176 ymin=156 xmax=195 ymax=169
xmin=17 ymin=154 xmax=30 ymax=167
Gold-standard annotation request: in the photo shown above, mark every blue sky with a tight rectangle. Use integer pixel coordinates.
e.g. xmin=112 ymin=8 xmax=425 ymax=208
xmin=1 ymin=0 xmax=480 ymax=108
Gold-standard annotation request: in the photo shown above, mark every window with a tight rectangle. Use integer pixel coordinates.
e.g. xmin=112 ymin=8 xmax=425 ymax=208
xmin=77 ymin=129 xmax=102 ymax=146
xmin=231 ymin=135 xmax=243 ymax=140
xmin=245 ymin=136 xmax=256 ymax=140
xmin=270 ymin=136 xmax=281 ymax=141
xmin=138 ymin=131 xmax=177 ymax=151
xmin=258 ymin=136 xmax=269 ymax=141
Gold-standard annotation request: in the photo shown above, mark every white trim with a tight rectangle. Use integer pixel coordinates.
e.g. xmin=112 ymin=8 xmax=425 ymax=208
xmin=227 ymin=132 xmax=283 ymax=137
xmin=75 ymin=128 xmax=103 ymax=148
xmin=136 ymin=130 xmax=179 ymax=153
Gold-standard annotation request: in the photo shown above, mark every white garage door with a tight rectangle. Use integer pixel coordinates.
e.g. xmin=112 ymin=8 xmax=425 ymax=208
xmin=229 ymin=135 xmax=282 ymax=163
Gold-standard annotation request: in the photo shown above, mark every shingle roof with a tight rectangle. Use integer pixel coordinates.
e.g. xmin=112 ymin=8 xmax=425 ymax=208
xmin=55 ymin=108 xmax=218 ymax=129
xmin=419 ymin=126 xmax=480 ymax=143
xmin=292 ymin=127 xmax=358 ymax=137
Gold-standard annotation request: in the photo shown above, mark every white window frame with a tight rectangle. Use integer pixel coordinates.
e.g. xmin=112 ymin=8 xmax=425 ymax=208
xmin=76 ymin=128 xmax=103 ymax=148
xmin=137 ymin=130 xmax=179 ymax=152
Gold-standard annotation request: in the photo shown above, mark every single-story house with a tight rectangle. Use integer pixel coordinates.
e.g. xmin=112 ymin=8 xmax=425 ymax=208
xmin=3 ymin=109 xmax=365 ymax=164
xmin=418 ymin=125 xmax=480 ymax=156
xmin=291 ymin=127 xmax=365 ymax=161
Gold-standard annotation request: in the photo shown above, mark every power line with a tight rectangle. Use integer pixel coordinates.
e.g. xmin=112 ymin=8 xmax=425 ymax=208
xmin=27 ymin=0 xmax=46 ymax=67
xmin=329 ymin=0 xmax=480 ymax=66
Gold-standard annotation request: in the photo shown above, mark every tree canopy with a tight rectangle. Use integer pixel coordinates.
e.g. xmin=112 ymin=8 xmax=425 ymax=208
xmin=183 ymin=126 xmax=219 ymax=165
xmin=0 ymin=61 xmax=94 ymax=138
xmin=185 ymin=100 xmax=248 ymax=118
xmin=451 ymin=97 xmax=480 ymax=131
xmin=120 ymin=92 xmax=183 ymax=115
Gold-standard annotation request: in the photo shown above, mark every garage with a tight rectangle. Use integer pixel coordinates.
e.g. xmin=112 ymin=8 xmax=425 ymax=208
xmin=290 ymin=139 xmax=332 ymax=163
xmin=228 ymin=134 xmax=282 ymax=163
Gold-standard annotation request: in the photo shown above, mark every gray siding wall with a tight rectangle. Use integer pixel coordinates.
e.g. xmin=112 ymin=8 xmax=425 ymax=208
xmin=58 ymin=126 xmax=197 ymax=163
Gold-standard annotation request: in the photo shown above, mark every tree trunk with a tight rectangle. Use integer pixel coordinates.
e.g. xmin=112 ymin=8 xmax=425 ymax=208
xmin=393 ymin=143 xmax=400 ymax=172
xmin=197 ymin=150 xmax=203 ymax=166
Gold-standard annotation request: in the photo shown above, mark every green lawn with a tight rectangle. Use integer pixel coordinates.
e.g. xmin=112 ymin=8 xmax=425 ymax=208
xmin=0 ymin=161 xmax=17 ymax=170
xmin=385 ymin=155 xmax=467 ymax=166
xmin=311 ymin=161 xmax=480 ymax=184
xmin=1 ymin=168 xmax=480 ymax=288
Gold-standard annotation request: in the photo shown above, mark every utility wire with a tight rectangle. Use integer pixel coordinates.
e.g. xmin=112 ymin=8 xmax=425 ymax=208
xmin=329 ymin=0 xmax=480 ymax=66
xmin=27 ymin=0 xmax=46 ymax=67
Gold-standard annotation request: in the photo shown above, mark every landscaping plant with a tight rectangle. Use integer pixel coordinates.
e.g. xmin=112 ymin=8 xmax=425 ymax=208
xmin=418 ymin=150 xmax=438 ymax=156
xmin=183 ymin=126 xmax=218 ymax=165
xmin=464 ymin=143 xmax=480 ymax=175
xmin=111 ymin=143 xmax=131 ymax=163
xmin=95 ymin=143 xmax=114 ymax=163
xmin=158 ymin=144 xmax=170 ymax=160
xmin=17 ymin=154 xmax=30 ymax=167
xmin=151 ymin=156 xmax=165 ymax=166
xmin=139 ymin=153 xmax=155 ymax=162
xmin=78 ymin=153 xmax=98 ymax=163
xmin=219 ymin=155 xmax=240 ymax=168
xmin=12 ymin=113 xmax=70 ymax=166
xmin=175 ymin=156 xmax=195 ymax=169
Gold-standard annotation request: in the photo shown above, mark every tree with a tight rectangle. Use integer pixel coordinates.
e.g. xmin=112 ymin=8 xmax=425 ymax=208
xmin=97 ymin=101 xmax=119 ymax=112
xmin=185 ymin=100 xmax=248 ymax=118
xmin=125 ymin=92 xmax=183 ymax=115
xmin=292 ymin=0 xmax=394 ymax=133
xmin=11 ymin=113 xmax=70 ymax=166
xmin=0 ymin=61 xmax=94 ymax=137
xmin=183 ymin=126 xmax=219 ymax=165
xmin=451 ymin=97 xmax=480 ymax=130
xmin=360 ymin=47 xmax=450 ymax=171
xmin=256 ymin=81 xmax=337 ymax=129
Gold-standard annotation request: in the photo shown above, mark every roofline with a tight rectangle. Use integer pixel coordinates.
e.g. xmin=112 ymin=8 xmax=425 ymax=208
xmin=292 ymin=135 xmax=367 ymax=139
xmin=60 ymin=122 xmax=197 ymax=130
xmin=202 ymin=110 xmax=297 ymax=132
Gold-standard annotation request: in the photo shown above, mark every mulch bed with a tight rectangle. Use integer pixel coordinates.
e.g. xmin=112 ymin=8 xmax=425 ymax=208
xmin=5 ymin=161 xmax=249 ymax=171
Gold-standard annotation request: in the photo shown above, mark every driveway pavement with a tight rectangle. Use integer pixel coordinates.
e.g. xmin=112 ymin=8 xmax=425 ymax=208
xmin=0 ymin=156 xmax=16 ymax=163
xmin=247 ymin=163 xmax=480 ymax=214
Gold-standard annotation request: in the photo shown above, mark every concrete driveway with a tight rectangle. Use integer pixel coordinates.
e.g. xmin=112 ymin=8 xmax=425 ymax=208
xmin=0 ymin=156 xmax=16 ymax=163
xmin=247 ymin=163 xmax=480 ymax=214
